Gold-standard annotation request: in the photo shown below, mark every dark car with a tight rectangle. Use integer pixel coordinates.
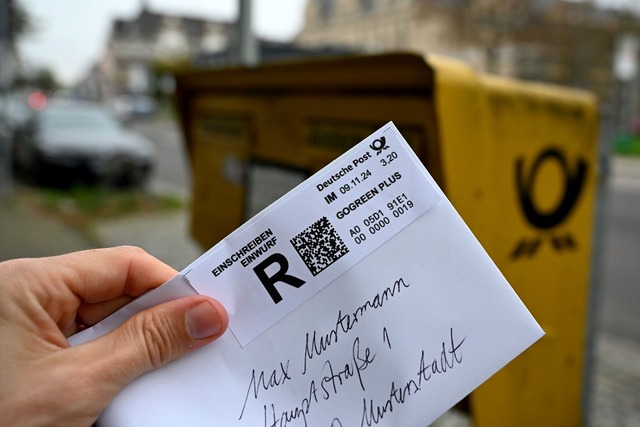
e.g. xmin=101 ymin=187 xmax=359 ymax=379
xmin=13 ymin=103 xmax=155 ymax=187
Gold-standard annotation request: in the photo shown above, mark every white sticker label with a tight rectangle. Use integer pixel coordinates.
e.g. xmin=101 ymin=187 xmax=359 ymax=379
xmin=185 ymin=123 xmax=441 ymax=346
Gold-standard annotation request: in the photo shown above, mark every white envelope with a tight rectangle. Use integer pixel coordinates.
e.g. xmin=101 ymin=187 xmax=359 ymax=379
xmin=70 ymin=122 xmax=543 ymax=426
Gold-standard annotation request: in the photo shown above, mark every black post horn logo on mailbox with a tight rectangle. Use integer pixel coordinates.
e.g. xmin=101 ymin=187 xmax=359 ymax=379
xmin=511 ymin=147 xmax=588 ymax=260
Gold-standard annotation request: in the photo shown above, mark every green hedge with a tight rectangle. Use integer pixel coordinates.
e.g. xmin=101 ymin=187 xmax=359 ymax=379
xmin=614 ymin=135 xmax=640 ymax=156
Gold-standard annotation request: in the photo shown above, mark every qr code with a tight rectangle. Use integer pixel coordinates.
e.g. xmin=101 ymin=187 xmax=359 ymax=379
xmin=290 ymin=216 xmax=349 ymax=276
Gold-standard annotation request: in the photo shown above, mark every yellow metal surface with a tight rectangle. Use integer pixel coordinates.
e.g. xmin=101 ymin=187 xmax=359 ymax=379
xmin=176 ymin=54 xmax=441 ymax=249
xmin=430 ymin=55 xmax=598 ymax=427
xmin=176 ymin=53 xmax=599 ymax=426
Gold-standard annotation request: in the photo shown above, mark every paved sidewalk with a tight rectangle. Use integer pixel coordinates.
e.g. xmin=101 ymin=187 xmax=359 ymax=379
xmin=0 ymin=197 xmax=94 ymax=261
xmin=610 ymin=156 xmax=640 ymax=189
xmin=591 ymin=334 xmax=640 ymax=427
xmin=93 ymin=209 xmax=202 ymax=271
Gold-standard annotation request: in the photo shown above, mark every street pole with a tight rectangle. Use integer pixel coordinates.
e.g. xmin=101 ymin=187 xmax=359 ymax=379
xmin=238 ymin=0 xmax=258 ymax=67
xmin=613 ymin=33 xmax=639 ymax=134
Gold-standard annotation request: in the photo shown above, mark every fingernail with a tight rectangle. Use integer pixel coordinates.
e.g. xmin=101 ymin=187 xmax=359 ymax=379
xmin=186 ymin=301 xmax=222 ymax=340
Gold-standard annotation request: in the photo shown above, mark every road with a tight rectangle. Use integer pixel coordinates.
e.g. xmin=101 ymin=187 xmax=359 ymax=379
xmin=133 ymin=119 xmax=640 ymax=344
xmin=130 ymin=119 xmax=192 ymax=199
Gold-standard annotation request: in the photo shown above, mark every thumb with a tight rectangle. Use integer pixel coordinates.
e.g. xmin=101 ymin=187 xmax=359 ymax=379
xmin=80 ymin=295 xmax=228 ymax=392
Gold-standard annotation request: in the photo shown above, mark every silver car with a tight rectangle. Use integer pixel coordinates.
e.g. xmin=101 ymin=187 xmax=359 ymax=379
xmin=13 ymin=103 xmax=155 ymax=186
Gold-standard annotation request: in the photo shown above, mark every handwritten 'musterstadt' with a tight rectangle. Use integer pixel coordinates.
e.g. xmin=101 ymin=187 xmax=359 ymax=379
xmin=236 ymin=275 xmax=468 ymax=427
xmin=238 ymin=276 xmax=411 ymax=425
xmin=70 ymin=122 xmax=544 ymax=427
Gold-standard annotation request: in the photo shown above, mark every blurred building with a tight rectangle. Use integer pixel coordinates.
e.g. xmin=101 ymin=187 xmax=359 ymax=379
xmin=77 ymin=5 xmax=357 ymax=108
xmin=77 ymin=6 xmax=234 ymax=102
xmin=298 ymin=0 xmax=477 ymax=65
xmin=297 ymin=0 xmax=640 ymax=120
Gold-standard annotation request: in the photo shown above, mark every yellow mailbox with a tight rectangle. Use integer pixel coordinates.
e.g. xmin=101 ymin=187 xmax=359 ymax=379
xmin=175 ymin=53 xmax=599 ymax=426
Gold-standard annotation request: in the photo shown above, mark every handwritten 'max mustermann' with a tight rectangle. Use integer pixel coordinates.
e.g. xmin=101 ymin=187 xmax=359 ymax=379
xmin=302 ymin=277 xmax=410 ymax=375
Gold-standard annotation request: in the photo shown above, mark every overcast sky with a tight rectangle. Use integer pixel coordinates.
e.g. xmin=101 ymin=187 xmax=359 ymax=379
xmin=16 ymin=0 xmax=640 ymax=86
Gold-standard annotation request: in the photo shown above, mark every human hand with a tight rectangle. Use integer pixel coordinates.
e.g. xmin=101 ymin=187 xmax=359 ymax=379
xmin=0 ymin=246 xmax=228 ymax=427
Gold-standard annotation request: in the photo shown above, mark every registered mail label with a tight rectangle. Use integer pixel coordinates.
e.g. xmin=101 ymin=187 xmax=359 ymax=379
xmin=185 ymin=122 xmax=441 ymax=347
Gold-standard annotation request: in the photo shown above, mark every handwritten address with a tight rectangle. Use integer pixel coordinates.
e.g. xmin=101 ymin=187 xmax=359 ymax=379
xmin=238 ymin=277 xmax=467 ymax=427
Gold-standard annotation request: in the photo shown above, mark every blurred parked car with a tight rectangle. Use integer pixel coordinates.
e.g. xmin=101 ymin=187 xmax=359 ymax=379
xmin=13 ymin=103 xmax=155 ymax=187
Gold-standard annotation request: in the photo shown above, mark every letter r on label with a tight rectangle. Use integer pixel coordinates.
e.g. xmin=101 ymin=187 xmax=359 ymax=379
xmin=253 ymin=253 xmax=306 ymax=304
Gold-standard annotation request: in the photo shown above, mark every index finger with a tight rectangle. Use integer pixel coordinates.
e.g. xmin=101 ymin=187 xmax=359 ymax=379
xmin=49 ymin=246 xmax=178 ymax=303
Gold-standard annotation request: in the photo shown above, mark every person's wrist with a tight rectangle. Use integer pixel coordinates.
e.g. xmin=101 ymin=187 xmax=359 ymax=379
xmin=1 ymin=392 xmax=35 ymax=427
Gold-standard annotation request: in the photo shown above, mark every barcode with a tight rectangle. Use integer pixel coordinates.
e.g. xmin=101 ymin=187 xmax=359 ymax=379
xmin=290 ymin=216 xmax=349 ymax=276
